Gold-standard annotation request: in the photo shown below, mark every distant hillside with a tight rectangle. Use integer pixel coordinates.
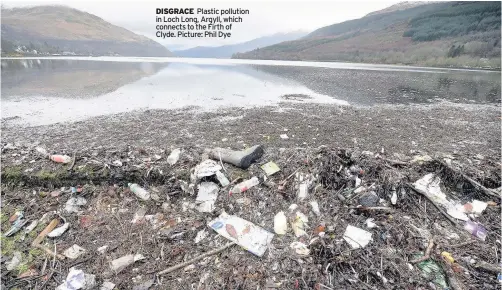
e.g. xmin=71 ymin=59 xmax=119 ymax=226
xmin=234 ymin=2 xmax=501 ymax=69
xmin=174 ymin=31 xmax=308 ymax=58
xmin=1 ymin=5 xmax=171 ymax=56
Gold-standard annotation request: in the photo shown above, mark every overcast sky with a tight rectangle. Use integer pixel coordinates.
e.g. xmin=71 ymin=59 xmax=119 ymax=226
xmin=3 ymin=0 xmax=401 ymax=50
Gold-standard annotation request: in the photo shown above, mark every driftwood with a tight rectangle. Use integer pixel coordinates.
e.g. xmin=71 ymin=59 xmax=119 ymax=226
xmin=439 ymin=160 xmax=501 ymax=200
xmin=31 ymin=219 xmax=65 ymax=260
xmin=410 ymin=239 xmax=434 ymax=264
xmin=156 ymin=242 xmax=235 ymax=276
xmin=407 ymin=183 xmax=459 ymax=226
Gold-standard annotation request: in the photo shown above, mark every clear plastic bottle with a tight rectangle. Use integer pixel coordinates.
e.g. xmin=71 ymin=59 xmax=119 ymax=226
xmin=128 ymin=183 xmax=151 ymax=201
xmin=229 ymin=177 xmax=259 ymax=195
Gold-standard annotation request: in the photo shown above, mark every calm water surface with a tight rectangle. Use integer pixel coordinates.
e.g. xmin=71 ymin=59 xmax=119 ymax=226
xmin=1 ymin=57 xmax=500 ymax=126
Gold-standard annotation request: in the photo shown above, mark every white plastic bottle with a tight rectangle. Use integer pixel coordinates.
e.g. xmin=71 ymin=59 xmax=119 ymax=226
xmin=128 ymin=183 xmax=150 ymax=201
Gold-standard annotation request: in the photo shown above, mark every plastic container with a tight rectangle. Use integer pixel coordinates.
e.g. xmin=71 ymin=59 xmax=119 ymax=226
xmin=464 ymin=220 xmax=487 ymax=241
xmin=128 ymin=183 xmax=151 ymax=201
xmin=229 ymin=177 xmax=259 ymax=195
xmin=50 ymin=154 xmax=72 ymax=164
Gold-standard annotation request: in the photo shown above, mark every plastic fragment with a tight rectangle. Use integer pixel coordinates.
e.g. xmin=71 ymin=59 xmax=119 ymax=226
xmin=110 ymin=254 xmax=145 ymax=273
xmin=6 ymin=251 xmax=22 ymax=271
xmin=261 ymin=161 xmax=281 ymax=176
xmin=215 ymin=170 xmax=230 ymax=187
xmin=196 ymin=182 xmax=219 ymax=213
xmin=166 ymin=148 xmax=181 ymax=165
xmin=464 ymin=220 xmax=487 ymax=241
xmin=290 ymin=242 xmax=310 ymax=256
xmin=63 ymin=244 xmax=86 ymax=259
xmin=298 ymin=183 xmax=308 ymax=201
xmin=310 ymin=201 xmax=320 ymax=216
xmin=291 ymin=211 xmax=308 ymax=237
xmin=48 ymin=222 xmax=70 ymax=237
xmin=274 ymin=211 xmax=288 ymax=235
xmin=208 ymin=212 xmax=274 ymax=257
xmin=343 ymin=225 xmax=372 ymax=249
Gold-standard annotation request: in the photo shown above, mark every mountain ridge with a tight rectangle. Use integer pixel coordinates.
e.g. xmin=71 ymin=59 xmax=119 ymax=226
xmin=1 ymin=5 xmax=171 ymax=56
xmin=233 ymin=2 xmax=501 ymax=69
xmin=173 ymin=31 xmax=308 ymax=58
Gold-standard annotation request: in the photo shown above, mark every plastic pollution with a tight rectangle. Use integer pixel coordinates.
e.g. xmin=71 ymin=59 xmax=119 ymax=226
xmin=97 ymin=246 xmax=108 ymax=254
xmin=463 ymin=199 xmax=488 ymax=215
xmin=229 ymin=177 xmax=259 ymax=195
xmin=133 ymin=279 xmax=155 ymax=290
xmin=209 ymin=145 xmax=264 ymax=169
xmin=128 ymin=183 xmax=151 ymax=201
xmin=414 ymin=254 xmax=448 ymax=289
xmin=65 ymin=197 xmax=87 ymax=213
xmin=100 ymin=281 xmax=116 ymax=290
xmin=365 ymin=218 xmax=377 ymax=228
xmin=290 ymin=242 xmax=310 ymax=256
xmin=464 ymin=220 xmax=487 ymax=241
xmin=298 ymin=183 xmax=309 ymax=201
xmin=194 ymin=159 xmax=222 ymax=179
xmin=112 ymin=160 xmax=122 ymax=167
xmin=20 ymin=220 xmax=38 ymax=240
xmin=343 ymin=225 xmax=372 ymax=249
xmin=35 ymin=147 xmax=49 ymax=157
xmin=4 ymin=216 xmax=28 ymax=237
xmin=6 ymin=251 xmax=22 ymax=271
xmin=215 ymin=170 xmax=230 ymax=186
xmin=274 ymin=211 xmax=288 ymax=235
xmin=310 ymin=201 xmax=320 ymax=216
xmin=196 ymin=182 xmax=219 ymax=213
xmin=291 ymin=211 xmax=308 ymax=237
xmin=261 ymin=161 xmax=281 ymax=176
xmin=194 ymin=229 xmax=209 ymax=243
xmin=64 ymin=244 xmax=86 ymax=259
xmin=441 ymin=251 xmax=455 ymax=264
xmin=166 ymin=148 xmax=181 ymax=165
xmin=131 ymin=208 xmax=147 ymax=224
xmin=50 ymin=154 xmax=72 ymax=164
xmin=414 ymin=173 xmax=468 ymax=221
xmin=9 ymin=211 xmax=23 ymax=222
xmin=55 ymin=268 xmax=96 ymax=290
xmin=208 ymin=212 xmax=274 ymax=257
xmin=390 ymin=187 xmax=397 ymax=205
xmin=359 ymin=191 xmax=379 ymax=207
xmin=110 ymin=254 xmax=145 ymax=273
xmin=48 ymin=221 xmax=70 ymax=237
xmin=280 ymin=134 xmax=289 ymax=139
xmin=99 ymin=281 xmax=115 ymax=290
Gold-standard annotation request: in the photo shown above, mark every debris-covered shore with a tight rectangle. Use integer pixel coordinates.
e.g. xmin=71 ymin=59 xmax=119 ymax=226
xmin=1 ymin=138 xmax=501 ymax=289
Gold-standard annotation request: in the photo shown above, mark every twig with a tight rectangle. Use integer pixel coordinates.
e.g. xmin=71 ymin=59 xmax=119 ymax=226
xmin=67 ymin=152 xmax=76 ymax=171
xmin=31 ymin=219 xmax=66 ymax=260
xmin=410 ymin=239 xmax=434 ymax=264
xmin=448 ymin=240 xmax=476 ymax=249
xmin=218 ymin=151 xmax=227 ymax=174
xmin=474 ymin=261 xmax=501 ymax=274
xmin=407 ymin=183 xmax=458 ymax=226
xmin=156 ymin=242 xmax=235 ymax=276
xmin=440 ymin=259 xmax=465 ymax=290
xmin=350 ymin=206 xmax=395 ymax=213
xmin=280 ymin=166 xmax=302 ymax=185
xmin=439 ymin=160 xmax=500 ymax=199
xmin=318 ymin=283 xmax=335 ymax=290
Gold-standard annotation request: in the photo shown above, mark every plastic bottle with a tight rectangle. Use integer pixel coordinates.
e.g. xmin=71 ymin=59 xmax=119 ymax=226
xmin=229 ymin=177 xmax=259 ymax=195
xmin=274 ymin=211 xmax=288 ymax=235
xmin=128 ymin=183 xmax=151 ymax=201
xmin=50 ymin=154 xmax=72 ymax=164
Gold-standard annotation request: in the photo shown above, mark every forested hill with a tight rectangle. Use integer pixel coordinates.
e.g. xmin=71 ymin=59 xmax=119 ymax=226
xmin=233 ymin=2 xmax=501 ymax=69
xmin=1 ymin=6 xmax=171 ymax=57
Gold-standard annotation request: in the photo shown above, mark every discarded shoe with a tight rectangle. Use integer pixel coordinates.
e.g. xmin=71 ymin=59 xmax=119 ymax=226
xmin=209 ymin=145 xmax=264 ymax=169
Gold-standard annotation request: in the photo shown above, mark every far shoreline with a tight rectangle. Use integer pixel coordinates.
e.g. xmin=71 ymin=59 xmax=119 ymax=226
xmin=2 ymin=56 xmax=500 ymax=73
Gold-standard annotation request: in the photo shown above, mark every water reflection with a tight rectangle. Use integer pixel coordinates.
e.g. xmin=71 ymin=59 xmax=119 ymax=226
xmin=1 ymin=58 xmax=500 ymax=126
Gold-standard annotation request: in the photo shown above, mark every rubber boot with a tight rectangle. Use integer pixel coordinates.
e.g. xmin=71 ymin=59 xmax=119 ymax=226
xmin=209 ymin=145 xmax=264 ymax=169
